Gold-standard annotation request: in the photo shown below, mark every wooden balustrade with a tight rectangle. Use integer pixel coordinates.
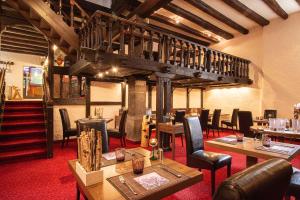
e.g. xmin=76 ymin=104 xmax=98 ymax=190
xmin=78 ymin=11 xmax=250 ymax=79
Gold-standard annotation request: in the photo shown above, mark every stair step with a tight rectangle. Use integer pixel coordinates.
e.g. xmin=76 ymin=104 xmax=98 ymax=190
xmin=0 ymin=128 xmax=46 ymax=137
xmin=2 ymin=113 xmax=44 ymax=119
xmin=5 ymin=101 xmax=43 ymax=107
xmin=1 ymin=120 xmax=45 ymax=127
xmin=0 ymin=148 xmax=47 ymax=162
xmin=0 ymin=138 xmax=46 ymax=149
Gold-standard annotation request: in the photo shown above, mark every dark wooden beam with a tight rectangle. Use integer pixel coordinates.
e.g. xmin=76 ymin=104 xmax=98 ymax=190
xmin=185 ymin=0 xmax=249 ymax=34
xmin=121 ymin=81 xmax=126 ymax=107
xmin=150 ymin=13 xmax=218 ymax=43
xmin=164 ymin=3 xmax=234 ymax=39
xmin=297 ymin=0 xmax=300 ymax=6
xmin=147 ymin=84 xmax=152 ymax=109
xmin=223 ymin=0 xmax=270 ymax=26
xmin=0 ymin=47 xmax=47 ymax=56
xmin=148 ymin=23 xmax=210 ymax=46
xmin=1 ymin=38 xmax=48 ymax=49
xmin=85 ymin=78 xmax=91 ymax=118
xmin=1 ymin=34 xmax=48 ymax=45
xmin=262 ymin=0 xmax=288 ymax=19
xmin=0 ymin=42 xmax=48 ymax=53
xmin=129 ymin=0 xmax=173 ymax=18
xmin=200 ymin=88 xmax=204 ymax=108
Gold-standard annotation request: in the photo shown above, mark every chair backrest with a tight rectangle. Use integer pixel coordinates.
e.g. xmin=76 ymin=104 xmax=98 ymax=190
xmin=119 ymin=110 xmax=128 ymax=135
xmin=175 ymin=110 xmax=186 ymax=123
xmin=231 ymin=108 xmax=239 ymax=125
xmin=238 ymin=111 xmax=253 ymax=137
xmin=199 ymin=109 xmax=209 ymax=130
xmin=183 ymin=116 xmax=204 ymax=158
xmin=213 ymin=158 xmax=292 ymax=200
xmin=211 ymin=109 xmax=221 ymax=128
xmin=264 ymin=109 xmax=277 ymax=119
xmin=59 ymin=108 xmax=71 ymax=132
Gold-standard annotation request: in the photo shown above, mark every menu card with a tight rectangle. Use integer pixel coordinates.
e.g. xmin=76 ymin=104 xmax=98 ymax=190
xmin=134 ymin=172 xmax=169 ymax=190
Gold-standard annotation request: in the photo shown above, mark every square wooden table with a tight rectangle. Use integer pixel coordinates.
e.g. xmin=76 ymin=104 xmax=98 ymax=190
xmin=251 ymin=126 xmax=300 ymax=140
xmin=68 ymin=148 xmax=202 ymax=200
xmin=157 ymin=122 xmax=184 ymax=160
xmin=206 ymin=135 xmax=300 ymax=167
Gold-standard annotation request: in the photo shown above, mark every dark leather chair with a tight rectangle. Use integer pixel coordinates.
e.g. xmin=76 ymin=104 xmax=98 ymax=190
xmin=238 ymin=111 xmax=254 ymax=138
xmin=286 ymin=169 xmax=300 ymax=200
xmin=59 ymin=108 xmax=77 ymax=148
xmin=207 ymin=109 xmax=221 ymax=138
xmin=107 ymin=110 xmax=128 ymax=147
xmin=213 ymin=158 xmax=293 ymax=200
xmin=183 ymin=116 xmax=232 ymax=195
xmin=221 ymin=108 xmax=239 ymax=133
xmin=264 ymin=109 xmax=277 ymax=119
xmin=199 ymin=109 xmax=209 ymax=135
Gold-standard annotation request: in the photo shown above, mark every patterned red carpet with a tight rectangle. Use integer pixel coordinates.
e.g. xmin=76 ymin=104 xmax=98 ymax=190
xmin=0 ymin=131 xmax=300 ymax=200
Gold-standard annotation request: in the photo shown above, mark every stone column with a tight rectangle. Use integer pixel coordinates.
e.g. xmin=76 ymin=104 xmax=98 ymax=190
xmin=126 ymin=77 xmax=146 ymax=142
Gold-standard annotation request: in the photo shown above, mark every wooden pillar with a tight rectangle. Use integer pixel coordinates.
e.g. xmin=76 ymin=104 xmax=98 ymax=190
xmin=186 ymin=88 xmax=190 ymax=109
xmin=201 ymin=88 xmax=204 ymax=109
xmin=121 ymin=81 xmax=126 ymax=108
xmin=164 ymin=79 xmax=171 ymax=115
xmin=48 ymin=41 xmax=54 ymax=98
xmin=171 ymin=87 xmax=174 ymax=109
xmin=147 ymin=84 xmax=152 ymax=109
xmin=85 ymin=78 xmax=91 ymax=117
xmin=156 ymin=77 xmax=164 ymax=123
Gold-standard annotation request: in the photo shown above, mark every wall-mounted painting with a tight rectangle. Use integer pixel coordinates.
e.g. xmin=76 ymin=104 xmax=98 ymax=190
xmin=23 ymin=66 xmax=44 ymax=99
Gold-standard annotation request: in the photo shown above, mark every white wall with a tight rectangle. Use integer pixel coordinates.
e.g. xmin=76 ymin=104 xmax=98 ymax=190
xmin=0 ymin=51 xmax=44 ymax=98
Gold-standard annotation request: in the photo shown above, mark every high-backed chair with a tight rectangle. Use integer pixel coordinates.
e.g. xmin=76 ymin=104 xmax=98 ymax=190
xmin=59 ymin=108 xmax=77 ymax=148
xmin=183 ymin=116 xmax=232 ymax=195
xmin=207 ymin=109 xmax=221 ymax=138
xmin=286 ymin=169 xmax=300 ymax=200
xmin=173 ymin=110 xmax=186 ymax=146
xmin=238 ymin=111 xmax=254 ymax=138
xmin=107 ymin=110 xmax=128 ymax=147
xmin=213 ymin=158 xmax=292 ymax=200
xmin=264 ymin=109 xmax=277 ymax=119
xmin=199 ymin=109 xmax=209 ymax=135
xmin=221 ymin=108 xmax=239 ymax=132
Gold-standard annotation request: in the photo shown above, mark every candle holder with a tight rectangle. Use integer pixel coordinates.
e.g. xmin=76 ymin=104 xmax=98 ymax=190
xmin=149 ymin=138 xmax=158 ymax=160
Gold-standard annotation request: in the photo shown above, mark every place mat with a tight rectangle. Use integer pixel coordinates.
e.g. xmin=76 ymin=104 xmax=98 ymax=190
xmin=214 ymin=136 xmax=238 ymax=145
xmin=255 ymin=143 xmax=297 ymax=155
xmin=101 ymin=150 xmax=144 ymax=167
xmin=107 ymin=164 xmax=189 ymax=200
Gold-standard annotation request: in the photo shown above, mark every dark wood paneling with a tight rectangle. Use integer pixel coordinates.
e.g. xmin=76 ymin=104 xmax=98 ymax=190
xmin=185 ymin=0 xmax=249 ymax=34
xmin=164 ymin=3 xmax=234 ymax=39
xmin=262 ymin=0 xmax=288 ymax=19
xmin=223 ymin=0 xmax=270 ymax=26
xmin=128 ymin=0 xmax=172 ymax=18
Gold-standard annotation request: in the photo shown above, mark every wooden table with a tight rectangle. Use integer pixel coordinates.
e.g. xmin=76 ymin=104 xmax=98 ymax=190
xmin=206 ymin=135 xmax=300 ymax=167
xmin=68 ymin=148 xmax=203 ymax=200
xmin=253 ymin=119 xmax=269 ymax=124
xmin=157 ymin=122 xmax=184 ymax=160
xmin=251 ymin=126 xmax=300 ymax=140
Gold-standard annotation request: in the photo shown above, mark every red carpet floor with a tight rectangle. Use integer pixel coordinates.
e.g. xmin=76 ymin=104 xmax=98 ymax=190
xmin=0 ymin=131 xmax=300 ymax=200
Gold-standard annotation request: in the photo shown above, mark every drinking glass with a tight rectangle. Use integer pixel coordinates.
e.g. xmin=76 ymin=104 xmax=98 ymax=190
xmin=236 ymin=132 xmax=244 ymax=142
xmin=262 ymin=134 xmax=271 ymax=147
xmin=132 ymin=156 xmax=144 ymax=174
xmin=115 ymin=148 xmax=126 ymax=162
xmin=269 ymin=118 xmax=275 ymax=131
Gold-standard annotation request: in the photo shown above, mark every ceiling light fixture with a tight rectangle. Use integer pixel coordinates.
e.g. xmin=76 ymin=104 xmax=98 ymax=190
xmin=52 ymin=45 xmax=57 ymax=51
xmin=112 ymin=67 xmax=118 ymax=73
xmin=105 ymin=71 xmax=109 ymax=75
xmin=98 ymin=72 xmax=103 ymax=78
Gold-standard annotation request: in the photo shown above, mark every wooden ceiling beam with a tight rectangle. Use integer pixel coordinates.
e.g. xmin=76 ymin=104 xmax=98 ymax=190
xmin=185 ymin=0 xmax=249 ymax=34
xmin=148 ymin=23 xmax=210 ymax=46
xmin=164 ymin=3 xmax=234 ymax=39
xmin=223 ymin=0 xmax=270 ymax=26
xmin=262 ymin=0 xmax=288 ymax=19
xmin=150 ymin=13 xmax=218 ymax=43
xmin=128 ymin=0 xmax=173 ymax=18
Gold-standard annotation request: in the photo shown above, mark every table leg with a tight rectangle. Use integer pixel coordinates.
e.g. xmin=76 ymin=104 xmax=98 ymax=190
xmin=172 ymin=133 xmax=175 ymax=160
xmin=246 ymin=156 xmax=258 ymax=167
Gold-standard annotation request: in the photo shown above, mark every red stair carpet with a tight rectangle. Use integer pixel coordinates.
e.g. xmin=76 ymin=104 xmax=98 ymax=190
xmin=0 ymin=101 xmax=47 ymax=162
xmin=0 ymin=131 xmax=300 ymax=200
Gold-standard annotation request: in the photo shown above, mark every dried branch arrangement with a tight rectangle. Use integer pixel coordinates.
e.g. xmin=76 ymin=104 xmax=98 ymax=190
xmin=77 ymin=128 xmax=102 ymax=172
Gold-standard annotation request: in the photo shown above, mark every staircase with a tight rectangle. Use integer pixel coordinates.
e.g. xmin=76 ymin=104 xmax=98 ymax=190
xmin=0 ymin=101 xmax=47 ymax=162
xmin=6 ymin=0 xmax=82 ymax=56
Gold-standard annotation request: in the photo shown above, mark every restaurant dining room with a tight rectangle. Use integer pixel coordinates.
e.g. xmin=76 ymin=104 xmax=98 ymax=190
xmin=1 ymin=0 xmax=300 ymax=199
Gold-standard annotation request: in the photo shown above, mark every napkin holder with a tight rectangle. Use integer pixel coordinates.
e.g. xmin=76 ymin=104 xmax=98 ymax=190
xmin=75 ymin=161 xmax=103 ymax=186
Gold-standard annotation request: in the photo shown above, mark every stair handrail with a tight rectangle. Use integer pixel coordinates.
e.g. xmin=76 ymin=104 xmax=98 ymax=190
xmin=0 ymin=69 xmax=6 ymax=131
xmin=43 ymin=72 xmax=53 ymax=158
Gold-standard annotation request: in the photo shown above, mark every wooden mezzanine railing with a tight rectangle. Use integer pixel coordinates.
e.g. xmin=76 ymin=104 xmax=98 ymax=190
xmin=43 ymin=72 xmax=53 ymax=158
xmin=78 ymin=11 xmax=251 ymax=80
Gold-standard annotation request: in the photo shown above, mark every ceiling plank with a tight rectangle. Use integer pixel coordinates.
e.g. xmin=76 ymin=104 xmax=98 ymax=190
xmin=128 ymin=0 xmax=173 ymax=18
xmin=1 ymin=38 xmax=48 ymax=49
xmin=164 ymin=3 xmax=234 ymax=39
xmin=1 ymin=42 xmax=48 ymax=53
xmin=0 ymin=47 xmax=47 ymax=56
xmin=185 ymin=0 xmax=249 ymax=34
xmin=262 ymin=0 xmax=288 ymax=19
xmin=1 ymin=34 xmax=48 ymax=45
xmin=150 ymin=13 xmax=218 ymax=43
xmin=223 ymin=0 xmax=270 ymax=26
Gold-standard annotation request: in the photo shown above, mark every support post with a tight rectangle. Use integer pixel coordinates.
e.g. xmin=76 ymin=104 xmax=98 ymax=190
xmin=85 ymin=78 xmax=91 ymax=117
xmin=186 ymin=87 xmax=190 ymax=109
xmin=147 ymin=84 xmax=152 ymax=109
xmin=201 ymin=88 xmax=204 ymax=109
xmin=48 ymin=41 xmax=54 ymax=98
xmin=121 ymin=81 xmax=126 ymax=108
xmin=164 ymin=79 xmax=171 ymax=115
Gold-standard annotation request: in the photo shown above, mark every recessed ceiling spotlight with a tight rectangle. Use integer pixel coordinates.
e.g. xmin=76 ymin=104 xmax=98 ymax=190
xmin=112 ymin=67 xmax=118 ymax=73
xmin=98 ymin=72 xmax=103 ymax=78
xmin=105 ymin=71 xmax=109 ymax=75
xmin=52 ymin=45 xmax=57 ymax=51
